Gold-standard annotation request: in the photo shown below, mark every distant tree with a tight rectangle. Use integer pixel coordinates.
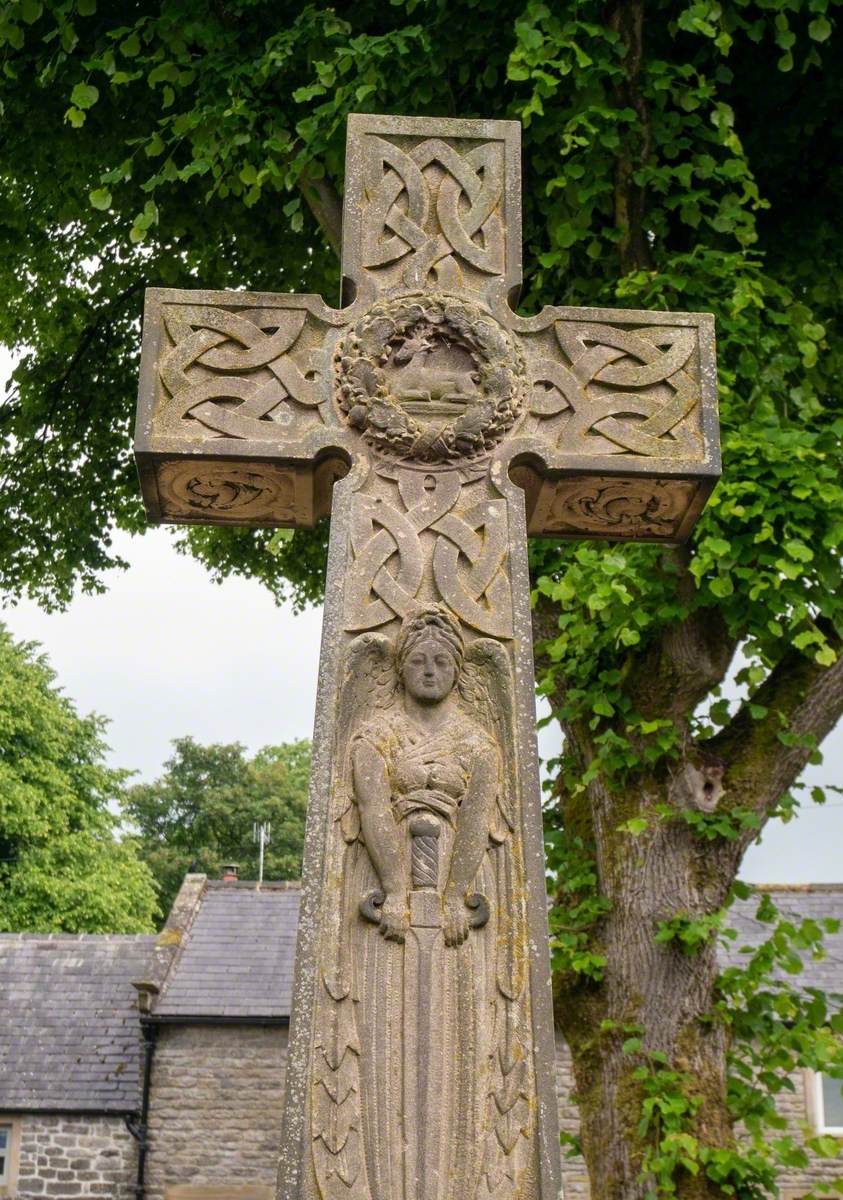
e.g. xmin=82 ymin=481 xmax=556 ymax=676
xmin=123 ymin=736 xmax=310 ymax=914
xmin=0 ymin=625 xmax=158 ymax=933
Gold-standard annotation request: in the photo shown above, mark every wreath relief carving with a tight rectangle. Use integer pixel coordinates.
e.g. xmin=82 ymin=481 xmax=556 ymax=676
xmin=334 ymin=295 xmax=526 ymax=464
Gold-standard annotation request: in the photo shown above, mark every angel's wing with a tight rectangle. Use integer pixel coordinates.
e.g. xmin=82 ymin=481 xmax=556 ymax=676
xmin=459 ymin=637 xmax=516 ymax=836
xmin=459 ymin=638 xmax=526 ymax=1003
xmin=335 ymin=632 xmax=397 ymax=843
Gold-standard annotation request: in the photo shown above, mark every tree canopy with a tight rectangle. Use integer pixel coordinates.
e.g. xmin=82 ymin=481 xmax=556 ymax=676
xmin=2 ymin=1 xmax=843 ymax=1196
xmin=0 ymin=624 xmax=158 ymax=932
xmin=123 ymin=735 xmax=310 ymax=915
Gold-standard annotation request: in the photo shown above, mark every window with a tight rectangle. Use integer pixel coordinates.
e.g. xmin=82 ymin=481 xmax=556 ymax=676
xmin=813 ymin=1072 xmax=843 ymax=1134
xmin=0 ymin=1120 xmax=20 ymax=1196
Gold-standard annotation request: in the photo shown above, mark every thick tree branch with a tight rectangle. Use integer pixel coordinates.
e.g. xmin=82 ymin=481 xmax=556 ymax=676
xmin=606 ymin=0 xmax=654 ymax=273
xmin=705 ymin=640 xmax=843 ymax=848
xmin=625 ymin=549 xmax=739 ymax=725
xmin=297 ymin=167 xmax=343 ymax=257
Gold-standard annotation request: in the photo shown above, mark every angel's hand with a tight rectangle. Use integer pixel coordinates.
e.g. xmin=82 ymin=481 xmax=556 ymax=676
xmin=443 ymin=888 xmax=470 ymax=947
xmin=378 ymin=892 xmax=408 ymax=943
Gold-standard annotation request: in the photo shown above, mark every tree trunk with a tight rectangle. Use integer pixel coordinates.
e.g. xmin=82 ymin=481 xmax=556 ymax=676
xmin=533 ymin=562 xmax=843 ymax=1198
xmin=555 ymin=773 xmax=737 ymax=1198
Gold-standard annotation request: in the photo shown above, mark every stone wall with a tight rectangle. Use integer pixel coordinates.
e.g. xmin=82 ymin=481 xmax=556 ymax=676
xmin=555 ymin=1033 xmax=589 ymax=1200
xmin=777 ymin=1069 xmax=843 ymax=1198
xmin=144 ymin=1024 xmax=287 ymax=1200
xmin=13 ymin=1028 xmax=834 ymax=1199
xmin=6 ymin=1113 xmax=136 ymax=1199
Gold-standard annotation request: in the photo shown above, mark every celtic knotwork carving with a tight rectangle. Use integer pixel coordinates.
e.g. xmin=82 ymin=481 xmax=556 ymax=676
xmin=362 ymin=136 xmax=504 ymax=289
xmin=541 ymin=477 xmax=698 ymax=539
xmin=335 ymin=294 xmax=525 ymax=464
xmin=157 ymin=305 xmax=324 ymax=440
xmin=344 ymin=471 xmax=512 ymax=638
xmin=529 ymin=321 xmax=703 ymax=459
xmin=156 ymin=462 xmax=299 ymax=523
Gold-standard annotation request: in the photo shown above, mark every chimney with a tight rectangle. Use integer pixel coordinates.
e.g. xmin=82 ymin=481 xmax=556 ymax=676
xmin=131 ymin=980 xmax=160 ymax=1015
xmin=221 ymin=863 xmax=239 ymax=882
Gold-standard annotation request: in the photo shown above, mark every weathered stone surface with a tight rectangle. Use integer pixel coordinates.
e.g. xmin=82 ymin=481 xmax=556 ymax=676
xmin=134 ymin=116 xmax=719 ymax=541
xmin=134 ymin=113 xmax=721 ymax=1200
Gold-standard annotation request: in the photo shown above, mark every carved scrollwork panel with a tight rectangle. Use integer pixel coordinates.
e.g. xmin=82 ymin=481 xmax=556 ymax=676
xmin=344 ymin=471 xmax=513 ymax=638
xmin=527 ymin=318 xmax=706 ymax=461
xmin=156 ymin=461 xmax=310 ymax=525
xmin=529 ymin=475 xmax=700 ymax=541
xmin=155 ymin=303 xmax=330 ymax=443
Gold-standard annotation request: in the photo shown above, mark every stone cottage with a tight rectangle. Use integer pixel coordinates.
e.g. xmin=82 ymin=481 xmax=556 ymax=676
xmin=1 ymin=876 xmax=842 ymax=1200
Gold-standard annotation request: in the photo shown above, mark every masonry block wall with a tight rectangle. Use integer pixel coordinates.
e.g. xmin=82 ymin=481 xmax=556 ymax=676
xmin=552 ymin=1040 xmax=843 ymax=1200
xmin=9 ymin=1114 xmax=136 ymax=1199
xmin=143 ymin=1025 xmax=589 ymax=1200
xmin=139 ymin=1026 xmax=841 ymax=1199
xmin=776 ymin=1071 xmax=843 ymax=1197
xmin=145 ymin=1025 xmax=287 ymax=1200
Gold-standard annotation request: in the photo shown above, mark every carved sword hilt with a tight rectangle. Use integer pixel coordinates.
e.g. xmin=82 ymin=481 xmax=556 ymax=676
xmin=409 ymin=814 xmax=440 ymax=890
xmin=359 ymin=813 xmax=490 ymax=930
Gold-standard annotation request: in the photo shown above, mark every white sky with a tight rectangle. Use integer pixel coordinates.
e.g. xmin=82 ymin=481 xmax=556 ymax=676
xmin=1 ymin=352 xmax=840 ymax=884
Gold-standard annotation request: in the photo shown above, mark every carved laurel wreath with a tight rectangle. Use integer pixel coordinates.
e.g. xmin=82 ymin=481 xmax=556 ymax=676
xmin=334 ymin=294 xmax=525 ymax=463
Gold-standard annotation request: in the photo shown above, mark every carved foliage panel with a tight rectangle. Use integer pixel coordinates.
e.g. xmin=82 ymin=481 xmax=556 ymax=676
xmin=155 ymin=460 xmax=313 ymax=526
xmin=528 ymin=474 xmax=702 ymax=542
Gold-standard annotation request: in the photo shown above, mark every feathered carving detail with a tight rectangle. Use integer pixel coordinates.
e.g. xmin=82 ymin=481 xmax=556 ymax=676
xmin=312 ymin=981 xmax=370 ymax=1198
xmin=460 ymin=638 xmax=533 ymax=1195
xmin=312 ymin=634 xmax=396 ymax=1200
xmin=479 ymin=1001 xmax=532 ymax=1198
xmin=459 ymin=639 xmax=516 ymax=834
xmin=334 ymin=634 xmax=397 ymax=845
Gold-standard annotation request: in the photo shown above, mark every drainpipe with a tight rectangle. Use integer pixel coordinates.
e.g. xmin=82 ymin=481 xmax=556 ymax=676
xmin=129 ymin=982 xmax=160 ymax=1200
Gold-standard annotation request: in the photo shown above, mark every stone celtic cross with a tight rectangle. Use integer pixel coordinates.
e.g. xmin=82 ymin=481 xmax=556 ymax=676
xmin=135 ymin=114 xmax=719 ymax=1200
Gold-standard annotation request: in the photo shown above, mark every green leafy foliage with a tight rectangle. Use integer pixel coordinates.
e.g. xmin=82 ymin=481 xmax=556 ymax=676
xmin=544 ymin=826 xmax=610 ymax=981
xmin=123 ymin=735 xmax=310 ymax=916
xmin=0 ymin=625 xmax=158 ymax=932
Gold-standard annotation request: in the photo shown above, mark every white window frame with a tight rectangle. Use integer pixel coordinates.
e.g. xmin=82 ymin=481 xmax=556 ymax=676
xmin=0 ymin=1117 xmax=21 ymax=1198
xmin=810 ymin=1070 xmax=843 ymax=1136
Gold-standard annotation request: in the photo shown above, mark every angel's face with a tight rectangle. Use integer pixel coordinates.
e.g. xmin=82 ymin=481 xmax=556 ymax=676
xmin=401 ymin=638 xmax=458 ymax=704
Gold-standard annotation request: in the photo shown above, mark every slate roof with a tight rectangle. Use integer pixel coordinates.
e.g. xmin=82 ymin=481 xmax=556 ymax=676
xmin=152 ymin=881 xmax=300 ymax=1019
xmin=1 ymin=880 xmax=840 ymax=1114
xmin=0 ymin=933 xmax=155 ymax=1112
xmin=725 ymin=884 xmax=843 ymax=994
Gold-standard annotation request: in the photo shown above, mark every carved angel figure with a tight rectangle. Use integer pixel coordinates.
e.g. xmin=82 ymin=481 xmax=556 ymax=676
xmin=309 ymin=606 xmax=536 ymax=1200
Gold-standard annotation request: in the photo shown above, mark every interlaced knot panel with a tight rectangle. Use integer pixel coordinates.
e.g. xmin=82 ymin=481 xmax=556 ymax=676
xmin=157 ymin=304 xmax=325 ymax=441
xmin=344 ymin=470 xmax=512 ymax=639
xmin=529 ymin=321 xmax=703 ymax=459
xmin=362 ymin=136 xmax=505 ymax=290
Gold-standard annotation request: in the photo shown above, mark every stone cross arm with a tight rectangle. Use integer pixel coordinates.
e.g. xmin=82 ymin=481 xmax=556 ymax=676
xmin=135 ymin=114 xmax=719 ymax=545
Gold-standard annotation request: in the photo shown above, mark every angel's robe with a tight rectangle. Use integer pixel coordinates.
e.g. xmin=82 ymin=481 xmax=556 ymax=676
xmin=350 ymin=704 xmax=499 ymax=858
xmin=310 ymin=666 xmax=535 ymax=1200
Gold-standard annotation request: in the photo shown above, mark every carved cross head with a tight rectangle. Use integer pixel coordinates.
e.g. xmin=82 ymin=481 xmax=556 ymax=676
xmin=135 ymin=113 xmax=719 ymax=544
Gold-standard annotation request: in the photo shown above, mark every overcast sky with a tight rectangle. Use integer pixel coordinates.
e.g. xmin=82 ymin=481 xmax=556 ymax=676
xmin=1 ymin=353 xmax=840 ymax=884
